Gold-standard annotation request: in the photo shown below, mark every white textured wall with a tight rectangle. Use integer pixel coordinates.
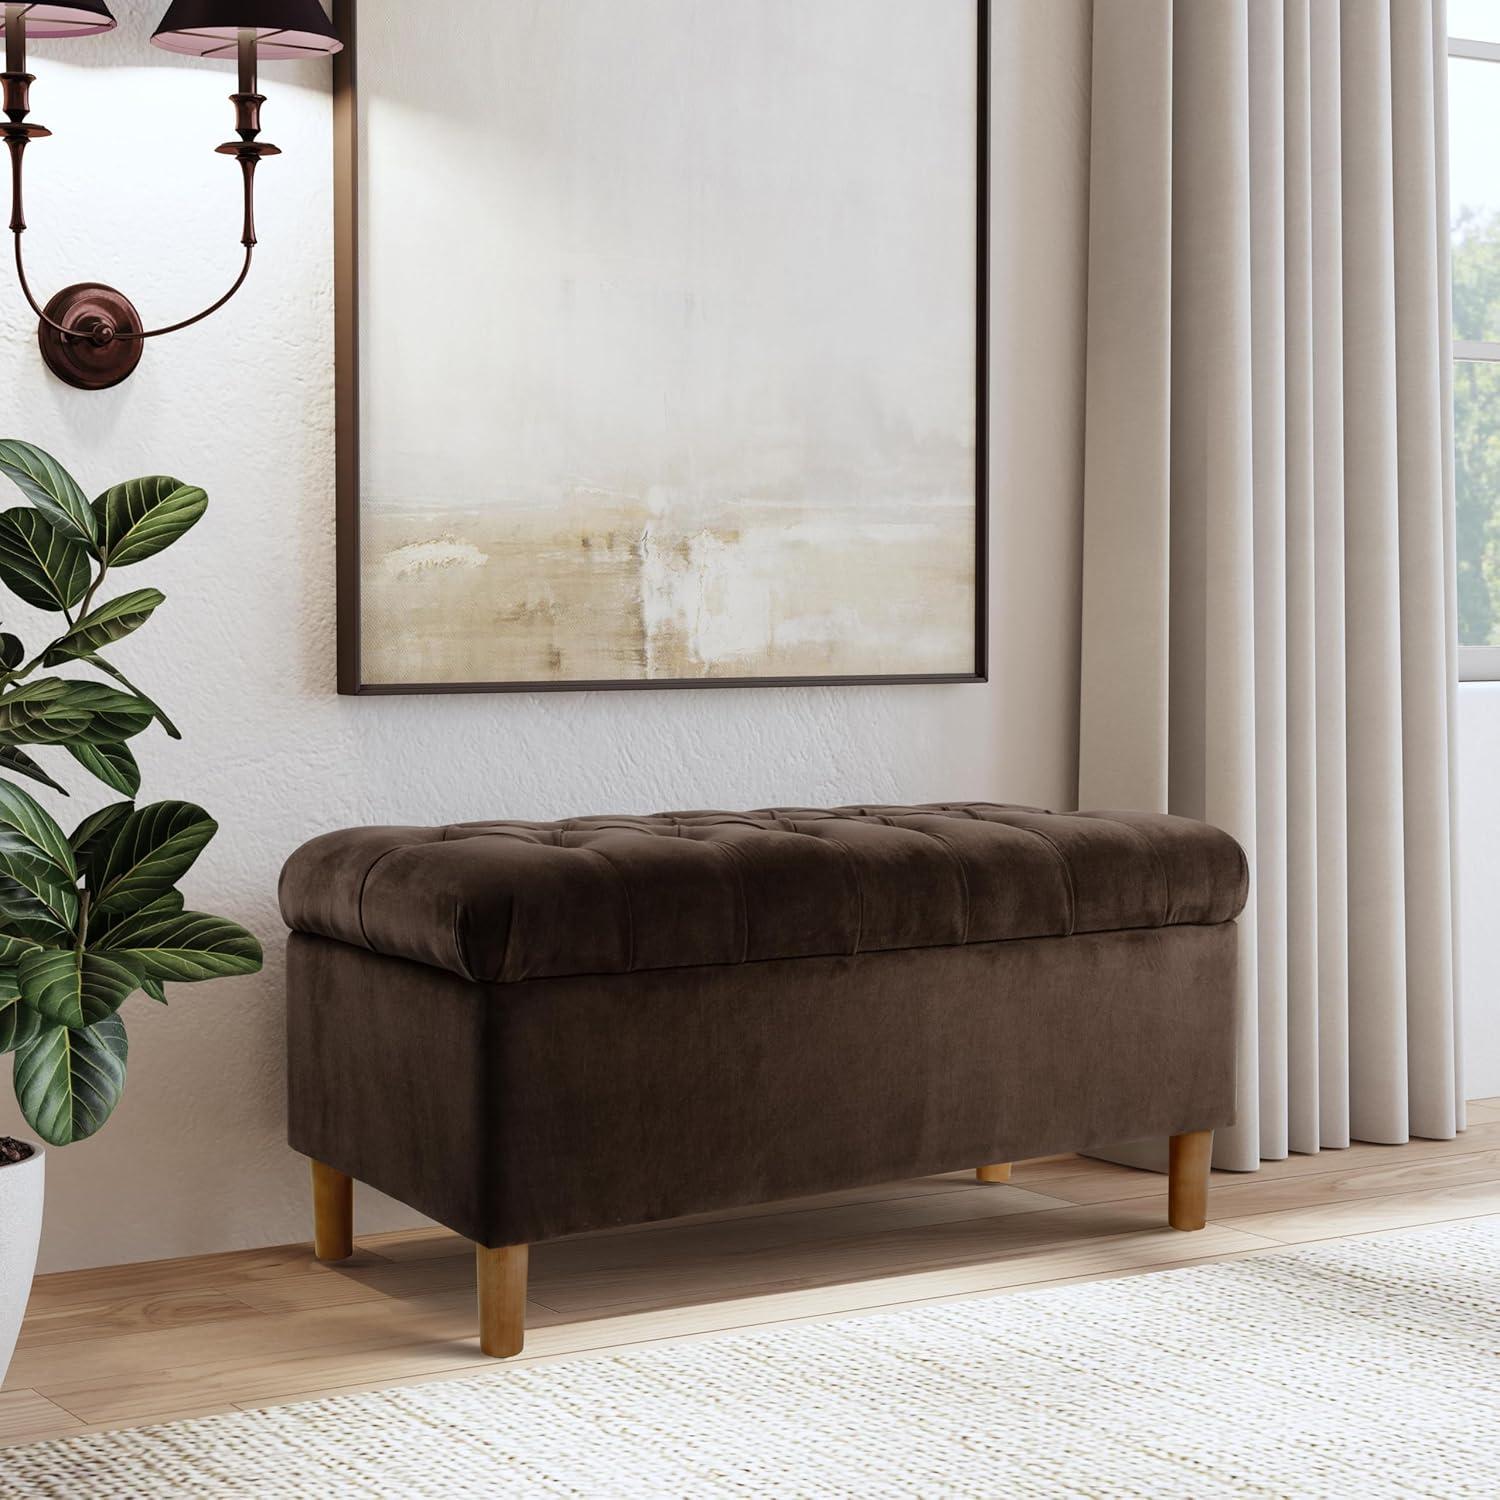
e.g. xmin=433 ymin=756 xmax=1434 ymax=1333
xmin=0 ymin=1 xmax=1094 ymax=1272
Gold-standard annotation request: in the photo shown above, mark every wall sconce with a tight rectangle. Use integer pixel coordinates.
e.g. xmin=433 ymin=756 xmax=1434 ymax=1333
xmin=0 ymin=2 xmax=342 ymax=390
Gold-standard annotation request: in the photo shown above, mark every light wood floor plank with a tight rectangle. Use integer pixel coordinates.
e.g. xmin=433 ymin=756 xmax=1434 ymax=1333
xmin=0 ymin=1389 xmax=82 ymax=1444
xmin=16 ymin=1289 xmax=264 ymax=1351
xmin=29 ymin=1225 xmax=1277 ymax=1427
xmin=5 ymin=1116 xmax=1495 ymax=1445
xmin=1023 ymin=1121 xmax=1500 ymax=1203
xmin=1222 ymin=1176 xmax=1500 ymax=1243
xmin=363 ymin=1172 xmax=1003 ymax=1264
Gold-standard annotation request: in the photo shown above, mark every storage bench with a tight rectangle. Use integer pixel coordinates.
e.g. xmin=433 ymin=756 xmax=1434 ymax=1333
xmin=280 ymin=802 xmax=1247 ymax=1356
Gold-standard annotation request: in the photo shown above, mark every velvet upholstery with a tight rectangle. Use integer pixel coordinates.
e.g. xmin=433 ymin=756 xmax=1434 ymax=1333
xmin=283 ymin=800 xmax=1246 ymax=1250
xmin=280 ymin=804 xmax=1248 ymax=985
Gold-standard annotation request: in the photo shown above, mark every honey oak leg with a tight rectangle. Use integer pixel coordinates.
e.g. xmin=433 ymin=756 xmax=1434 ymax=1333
xmin=311 ymin=1160 xmax=354 ymax=1262
xmin=1168 ymin=1130 xmax=1213 ymax=1231
xmin=477 ymin=1243 xmax=529 ymax=1358
xmin=975 ymin=1163 xmax=1013 ymax=1184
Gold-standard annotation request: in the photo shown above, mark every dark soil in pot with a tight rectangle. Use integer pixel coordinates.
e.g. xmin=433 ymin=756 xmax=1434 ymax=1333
xmin=0 ymin=1137 xmax=34 ymax=1166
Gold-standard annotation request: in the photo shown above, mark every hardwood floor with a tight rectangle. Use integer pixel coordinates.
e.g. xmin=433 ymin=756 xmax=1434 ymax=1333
xmin=4 ymin=1104 xmax=1500 ymax=1445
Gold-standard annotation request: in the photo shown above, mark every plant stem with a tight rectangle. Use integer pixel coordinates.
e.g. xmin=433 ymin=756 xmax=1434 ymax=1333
xmin=75 ymin=559 xmax=108 ymax=622
xmin=0 ymin=557 xmax=110 ymax=687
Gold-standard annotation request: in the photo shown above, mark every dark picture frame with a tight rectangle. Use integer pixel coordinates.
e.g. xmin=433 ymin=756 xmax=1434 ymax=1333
xmin=334 ymin=0 xmax=989 ymax=695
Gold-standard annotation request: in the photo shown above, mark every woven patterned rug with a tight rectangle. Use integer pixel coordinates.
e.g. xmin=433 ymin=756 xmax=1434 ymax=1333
xmin=3 ymin=1219 xmax=1497 ymax=1498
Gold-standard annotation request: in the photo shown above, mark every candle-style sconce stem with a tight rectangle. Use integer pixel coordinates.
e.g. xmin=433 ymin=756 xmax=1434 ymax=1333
xmin=0 ymin=2 xmax=340 ymax=390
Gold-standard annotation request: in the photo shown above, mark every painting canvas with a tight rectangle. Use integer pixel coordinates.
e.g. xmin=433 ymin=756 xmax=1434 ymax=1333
xmin=340 ymin=0 xmax=986 ymax=692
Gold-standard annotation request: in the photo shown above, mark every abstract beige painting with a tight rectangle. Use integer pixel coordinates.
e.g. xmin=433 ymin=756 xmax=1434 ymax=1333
xmin=346 ymin=0 xmax=985 ymax=691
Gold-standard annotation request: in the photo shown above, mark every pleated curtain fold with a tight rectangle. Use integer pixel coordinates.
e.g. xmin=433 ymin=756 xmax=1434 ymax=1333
xmin=1078 ymin=0 xmax=1463 ymax=1172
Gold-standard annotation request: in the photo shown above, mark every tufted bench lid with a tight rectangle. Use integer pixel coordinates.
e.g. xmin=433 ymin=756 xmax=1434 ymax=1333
xmin=279 ymin=803 xmax=1247 ymax=986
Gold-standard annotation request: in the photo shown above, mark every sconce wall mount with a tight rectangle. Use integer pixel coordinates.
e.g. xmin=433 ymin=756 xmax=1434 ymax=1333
xmin=1 ymin=1 xmax=341 ymax=391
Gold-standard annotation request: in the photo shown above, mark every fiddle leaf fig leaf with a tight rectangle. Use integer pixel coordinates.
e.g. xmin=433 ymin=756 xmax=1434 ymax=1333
xmin=0 ymin=679 xmax=155 ymax=747
xmin=0 ymin=508 xmax=90 ymax=613
xmin=17 ymin=951 xmax=85 ymax=1028
xmin=0 ymin=746 xmax=68 ymax=796
xmin=86 ymin=801 xmax=217 ymax=918
xmin=70 ymin=799 xmax=133 ymax=888
xmin=90 ymin=887 xmax=182 ymax=938
xmin=93 ymin=478 xmax=206 ymax=569
xmin=0 ymin=968 xmax=41 ymax=1054
xmin=0 ymin=441 xmax=96 ymax=547
xmin=0 ymin=680 xmax=88 ymax=745
xmin=43 ymin=589 xmax=164 ymax=664
xmin=0 ymin=450 xmax=261 ymax=1144
xmin=64 ymin=740 xmax=140 ymax=798
xmin=0 ymin=926 xmax=46 ymax=962
xmin=0 ymin=776 xmax=76 ymax=877
xmin=94 ymin=908 xmax=261 ymax=982
xmin=18 ymin=948 xmax=140 ymax=1029
xmin=14 ymin=1014 xmax=128 ymax=1146
xmin=0 ymin=780 xmax=78 ymax=931
xmin=0 ymin=860 xmax=76 ymax=930
xmin=84 ymin=655 xmax=180 ymax=740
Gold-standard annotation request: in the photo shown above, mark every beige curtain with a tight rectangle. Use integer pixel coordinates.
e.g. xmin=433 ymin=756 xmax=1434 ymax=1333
xmin=1078 ymin=0 xmax=1462 ymax=1171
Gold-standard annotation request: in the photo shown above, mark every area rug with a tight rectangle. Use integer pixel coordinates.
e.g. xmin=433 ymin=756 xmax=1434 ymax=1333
xmin=3 ymin=1219 xmax=1497 ymax=1498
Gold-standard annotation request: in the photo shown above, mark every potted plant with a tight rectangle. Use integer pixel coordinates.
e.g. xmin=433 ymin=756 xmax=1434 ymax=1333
xmin=0 ymin=440 xmax=261 ymax=1386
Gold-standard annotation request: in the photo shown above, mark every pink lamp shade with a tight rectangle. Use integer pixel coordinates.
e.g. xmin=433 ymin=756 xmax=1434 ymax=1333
xmin=150 ymin=0 xmax=341 ymax=61
xmin=8 ymin=3 xmax=118 ymax=38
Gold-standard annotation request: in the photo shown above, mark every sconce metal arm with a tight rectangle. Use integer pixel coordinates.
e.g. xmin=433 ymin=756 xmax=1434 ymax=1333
xmin=1 ymin=21 xmax=274 ymax=365
xmin=6 ymin=127 xmax=260 ymax=342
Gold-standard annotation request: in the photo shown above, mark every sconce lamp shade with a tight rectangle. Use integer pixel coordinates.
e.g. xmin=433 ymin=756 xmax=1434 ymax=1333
xmin=151 ymin=0 xmax=341 ymax=60
xmin=11 ymin=3 xmax=118 ymax=38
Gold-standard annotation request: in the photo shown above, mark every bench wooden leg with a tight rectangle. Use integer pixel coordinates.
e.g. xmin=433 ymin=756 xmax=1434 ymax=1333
xmin=975 ymin=1163 xmax=1012 ymax=1183
xmin=1168 ymin=1130 xmax=1212 ymax=1231
xmin=477 ymin=1243 xmax=529 ymax=1357
xmin=311 ymin=1160 xmax=354 ymax=1262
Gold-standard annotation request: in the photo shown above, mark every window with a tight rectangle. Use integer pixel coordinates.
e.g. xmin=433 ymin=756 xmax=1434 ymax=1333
xmin=1451 ymin=5 xmax=1500 ymax=679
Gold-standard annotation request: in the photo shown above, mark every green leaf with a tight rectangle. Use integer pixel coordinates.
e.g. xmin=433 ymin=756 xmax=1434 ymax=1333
xmin=0 ymin=965 xmax=41 ymax=1053
xmin=93 ymin=478 xmax=206 ymax=569
xmin=65 ymin=740 xmax=139 ymax=797
xmin=0 ymin=679 xmax=155 ymax=748
xmin=70 ymin=800 xmax=133 ymax=888
xmin=82 ymin=655 xmax=180 ymax=740
xmin=0 ymin=680 xmax=85 ymax=745
xmin=0 ymin=442 xmax=96 ymax=546
xmin=0 ymin=633 xmax=22 ymax=671
xmin=16 ymin=950 xmax=85 ymax=1026
xmin=43 ymin=590 xmax=164 ymax=665
xmin=94 ymin=908 xmax=261 ymax=982
xmin=87 ymin=802 xmax=217 ymax=918
xmin=0 ymin=927 xmax=45 ymax=962
xmin=0 ymin=508 xmax=90 ymax=613
xmin=90 ymin=887 xmax=181 ymax=938
xmin=0 ymin=870 xmax=74 ymax=930
xmin=141 ymin=976 xmax=166 ymax=1003
xmin=0 ymin=745 xmax=67 ymax=796
xmin=18 ymin=948 xmax=139 ymax=1028
xmin=0 ymin=776 xmax=76 ymax=877
xmin=14 ymin=1014 xmax=127 ymax=1145
xmin=0 ymin=777 xmax=78 ymax=931
xmin=0 ymin=862 xmax=75 ymax=929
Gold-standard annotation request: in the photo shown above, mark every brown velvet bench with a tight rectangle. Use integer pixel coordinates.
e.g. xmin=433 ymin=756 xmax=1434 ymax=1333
xmin=280 ymin=802 xmax=1247 ymax=1357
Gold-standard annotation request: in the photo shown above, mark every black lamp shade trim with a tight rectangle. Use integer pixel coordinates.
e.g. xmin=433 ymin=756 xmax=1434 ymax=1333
xmin=151 ymin=0 xmax=340 ymax=60
xmin=10 ymin=3 xmax=117 ymax=38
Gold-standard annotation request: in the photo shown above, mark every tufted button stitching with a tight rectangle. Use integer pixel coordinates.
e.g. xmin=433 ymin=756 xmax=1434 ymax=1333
xmin=287 ymin=805 xmax=1247 ymax=983
xmin=578 ymin=845 xmax=636 ymax=975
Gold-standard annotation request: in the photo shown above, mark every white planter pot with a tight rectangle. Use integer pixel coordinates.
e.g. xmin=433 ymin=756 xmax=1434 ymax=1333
xmin=0 ymin=1142 xmax=43 ymax=1388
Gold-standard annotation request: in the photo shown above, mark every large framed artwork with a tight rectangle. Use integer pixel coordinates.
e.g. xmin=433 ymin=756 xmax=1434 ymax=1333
xmin=335 ymin=0 xmax=988 ymax=694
